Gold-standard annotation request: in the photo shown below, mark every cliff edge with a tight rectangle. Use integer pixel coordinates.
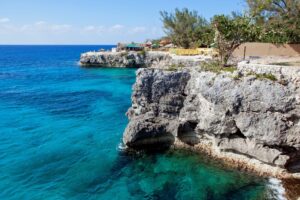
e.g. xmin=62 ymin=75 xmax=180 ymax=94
xmin=80 ymin=51 xmax=209 ymax=68
xmin=123 ymin=64 xmax=300 ymax=179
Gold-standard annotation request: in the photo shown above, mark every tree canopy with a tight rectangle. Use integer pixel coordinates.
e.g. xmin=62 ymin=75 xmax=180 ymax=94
xmin=160 ymin=8 xmax=213 ymax=48
xmin=247 ymin=0 xmax=300 ymax=20
xmin=160 ymin=2 xmax=300 ymax=65
xmin=212 ymin=14 xmax=258 ymax=65
xmin=247 ymin=0 xmax=300 ymax=43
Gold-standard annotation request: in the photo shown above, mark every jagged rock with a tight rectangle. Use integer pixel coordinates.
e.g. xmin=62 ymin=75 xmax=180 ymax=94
xmin=123 ymin=65 xmax=300 ymax=174
xmin=123 ymin=117 xmax=176 ymax=150
xmin=124 ymin=69 xmax=191 ymax=149
xmin=80 ymin=51 xmax=209 ymax=69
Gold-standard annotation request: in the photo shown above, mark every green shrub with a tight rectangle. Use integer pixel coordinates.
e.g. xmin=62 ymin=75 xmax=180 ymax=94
xmin=256 ymin=73 xmax=277 ymax=81
xmin=212 ymin=14 xmax=257 ymax=66
xmin=167 ymin=63 xmax=185 ymax=71
xmin=201 ymin=61 xmax=237 ymax=74
xmin=269 ymin=62 xmax=292 ymax=66
xmin=247 ymin=72 xmax=277 ymax=81
xmin=120 ymin=52 xmax=128 ymax=57
xmin=160 ymin=8 xmax=213 ymax=48
xmin=232 ymin=74 xmax=242 ymax=80
xmin=137 ymin=50 xmax=146 ymax=57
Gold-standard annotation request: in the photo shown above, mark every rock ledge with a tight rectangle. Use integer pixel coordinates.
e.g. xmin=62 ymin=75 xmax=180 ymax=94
xmin=123 ymin=64 xmax=300 ymax=179
xmin=80 ymin=51 xmax=210 ymax=69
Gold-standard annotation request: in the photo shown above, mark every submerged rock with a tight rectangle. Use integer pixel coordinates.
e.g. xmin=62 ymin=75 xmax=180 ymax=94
xmin=123 ymin=64 xmax=300 ymax=177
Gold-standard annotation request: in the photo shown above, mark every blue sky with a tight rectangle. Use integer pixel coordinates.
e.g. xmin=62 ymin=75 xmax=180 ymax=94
xmin=0 ymin=0 xmax=246 ymax=44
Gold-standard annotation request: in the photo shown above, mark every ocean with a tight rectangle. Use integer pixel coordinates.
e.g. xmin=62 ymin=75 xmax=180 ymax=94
xmin=0 ymin=45 xmax=283 ymax=199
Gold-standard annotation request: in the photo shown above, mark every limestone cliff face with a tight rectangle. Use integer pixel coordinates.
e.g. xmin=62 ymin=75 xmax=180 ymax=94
xmin=80 ymin=51 xmax=207 ymax=68
xmin=123 ymin=65 xmax=300 ymax=176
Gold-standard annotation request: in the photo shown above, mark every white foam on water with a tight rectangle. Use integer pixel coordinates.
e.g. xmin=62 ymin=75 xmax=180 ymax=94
xmin=117 ymin=142 xmax=127 ymax=151
xmin=268 ymin=178 xmax=287 ymax=200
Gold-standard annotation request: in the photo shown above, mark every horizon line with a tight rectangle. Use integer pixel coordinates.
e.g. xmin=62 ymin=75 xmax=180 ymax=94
xmin=0 ymin=44 xmax=117 ymax=46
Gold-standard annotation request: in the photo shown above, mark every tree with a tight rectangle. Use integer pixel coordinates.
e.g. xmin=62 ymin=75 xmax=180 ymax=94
xmin=193 ymin=25 xmax=215 ymax=48
xmin=246 ymin=0 xmax=300 ymax=43
xmin=212 ymin=14 xmax=258 ymax=66
xmin=247 ymin=0 xmax=300 ymax=19
xmin=160 ymin=8 xmax=212 ymax=48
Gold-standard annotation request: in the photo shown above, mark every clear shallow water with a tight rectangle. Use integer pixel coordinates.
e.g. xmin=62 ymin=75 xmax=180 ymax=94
xmin=0 ymin=45 xmax=278 ymax=200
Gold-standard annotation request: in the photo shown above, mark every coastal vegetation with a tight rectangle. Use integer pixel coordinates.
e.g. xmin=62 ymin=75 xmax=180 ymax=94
xmin=201 ymin=61 xmax=237 ymax=73
xmin=232 ymin=71 xmax=278 ymax=82
xmin=247 ymin=0 xmax=300 ymax=43
xmin=167 ymin=63 xmax=185 ymax=71
xmin=160 ymin=8 xmax=213 ymax=49
xmin=160 ymin=0 xmax=300 ymax=66
xmin=137 ymin=49 xmax=147 ymax=57
xmin=246 ymin=71 xmax=278 ymax=81
xmin=212 ymin=14 xmax=257 ymax=66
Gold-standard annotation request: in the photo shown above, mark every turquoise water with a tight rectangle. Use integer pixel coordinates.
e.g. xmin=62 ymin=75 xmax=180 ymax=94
xmin=0 ymin=45 xmax=273 ymax=199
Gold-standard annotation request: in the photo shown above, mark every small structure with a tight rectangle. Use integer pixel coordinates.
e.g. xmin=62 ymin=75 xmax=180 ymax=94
xmin=117 ymin=42 xmax=144 ymax=51
xmin=145 ymin=41 xmax=152 ymax=47
xmin=164 ymin=43 xmax=175 ymax=48
xmin=126 ymin=43 xmax=143 ymax=51
xmin=151 ymin=43 xmax=160 ymax=49
xmin=159 ymin=38 xmax=172 ymax=47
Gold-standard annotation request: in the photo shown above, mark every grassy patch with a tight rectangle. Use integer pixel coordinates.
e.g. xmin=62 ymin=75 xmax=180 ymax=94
xmin=247 ymin=72 xmax=277 ymax=81
xmin=269 ymin=62 xmax=292 ymax=66
xmin=167 ymin=63 xmax=185 ymax=71
xmin=201 ymin=61 xmax=237 ymax=74
xmin=137 ymin=50 xmax=146 ymax=57
xmin=120 ymin=52 xmax=128 ymax=57
xmin=232 ymin=74 xmax=242 ymax=80
xmin=269 ymin=62 xmax=300 ymax=67
xmin=256 ymin=73 xmax=277 ymax=81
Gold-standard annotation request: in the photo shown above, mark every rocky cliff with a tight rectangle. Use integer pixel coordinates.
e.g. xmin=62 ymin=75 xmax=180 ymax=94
xmin=80 ymin=51 xmax=209 ymax=68
xmin=123 ymin=64 xmax=300 ymax=178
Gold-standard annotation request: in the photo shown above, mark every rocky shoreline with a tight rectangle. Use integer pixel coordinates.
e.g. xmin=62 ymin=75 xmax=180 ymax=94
xmin=173 ymin=140 xmax=300 ymax=199
xmin=80 ymin=51 xmax=210 ymax=69
xmin=81 ymin=50 xmax=300 ymax=198
xmin=122 ymin=64 xmax=300 ymax=181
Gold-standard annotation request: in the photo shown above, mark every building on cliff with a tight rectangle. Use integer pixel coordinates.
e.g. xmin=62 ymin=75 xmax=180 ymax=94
xmin=117 ymin=42 xmax=144 ymax=52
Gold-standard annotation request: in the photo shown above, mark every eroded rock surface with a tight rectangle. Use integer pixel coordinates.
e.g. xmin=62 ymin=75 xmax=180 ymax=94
xmin=123 ymin=69 xmax=190 ymax=149
xmin=80 ymin=51 xmax=209 ymax=69
xmin=123 ymin=65 xmax=300 ymax=174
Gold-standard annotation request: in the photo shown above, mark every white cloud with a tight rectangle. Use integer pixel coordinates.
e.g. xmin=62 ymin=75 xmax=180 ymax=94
xmin=110 ymin=24 xmax=124 ymax=30
xmin=0 ymin=18 xmax=10 ymax=23
xmin=35 ymin=21 xmax=46 ymax=26
xmin=84 ymin=25 xmax=96 ymax=31
xmin=131 ymin=26 xmax=147 ymax=34
xmin=14 ymin=21 xmax=72 ymax=34
xmin=50 ymin=24 xmax=72 ymax=32
xmin=0 ymin=19 xmax=164 ymax=44
xmin=82 ymin=25 xmax=105 ymax=35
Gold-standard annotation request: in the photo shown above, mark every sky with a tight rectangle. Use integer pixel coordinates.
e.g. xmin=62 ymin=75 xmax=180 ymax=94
xmin=0 ymin=0 xmax=246 ymax=44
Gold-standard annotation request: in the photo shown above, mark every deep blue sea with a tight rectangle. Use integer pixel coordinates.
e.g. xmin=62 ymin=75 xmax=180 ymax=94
xmin=0 ymin=45 xmax=283 ymax=200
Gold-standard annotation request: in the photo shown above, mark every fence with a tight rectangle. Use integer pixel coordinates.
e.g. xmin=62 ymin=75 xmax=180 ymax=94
xmin=169 ymin=43 xmax=300 ymax=57
xmin=233 ymin=42 xmax=300 ymax=58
